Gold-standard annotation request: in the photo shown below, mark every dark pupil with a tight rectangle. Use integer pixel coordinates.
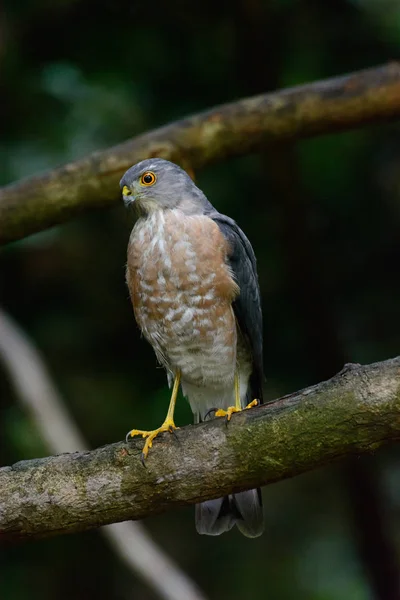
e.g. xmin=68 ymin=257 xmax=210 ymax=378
xmin=143 ymin=174 xmax=153 ymax=184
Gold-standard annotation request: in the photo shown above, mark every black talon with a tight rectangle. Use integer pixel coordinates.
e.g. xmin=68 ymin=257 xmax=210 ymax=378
xmin=140 ymin=453 xmax=147 ymax=468
xmin=169 ymin=427 xmax=180 ymax=443
xmin=204 ymin=407 xmax=217 ymax=421
xmin=126 ymin=432 xmax=132 ymax=443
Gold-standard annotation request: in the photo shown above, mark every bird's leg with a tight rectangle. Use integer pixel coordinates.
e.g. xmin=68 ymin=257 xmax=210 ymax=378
xmin=214 ymin=372 xmax=259 ymax=422
xmin=126 ymin=370 xmax=181 ymax=461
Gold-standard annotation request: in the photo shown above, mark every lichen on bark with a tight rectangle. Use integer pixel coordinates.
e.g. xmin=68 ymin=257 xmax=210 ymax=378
xmin=1 ymin=357 xmax=399 ymax=541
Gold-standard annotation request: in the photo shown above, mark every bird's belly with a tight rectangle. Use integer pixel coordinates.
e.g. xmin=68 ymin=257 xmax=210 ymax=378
xmin=139 ymin=290 xmax=236 ymax=387
xmin=127 ymin=211 xmax=238 ymax=387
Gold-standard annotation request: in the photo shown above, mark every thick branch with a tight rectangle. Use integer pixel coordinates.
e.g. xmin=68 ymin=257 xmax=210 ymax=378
xmin=0 ymin=308 xmax=207 ymax=600
xmin=1 ymin=62 xmax=400 ymax=245
xmin=1 ymin=357 xmax=400 ymax=540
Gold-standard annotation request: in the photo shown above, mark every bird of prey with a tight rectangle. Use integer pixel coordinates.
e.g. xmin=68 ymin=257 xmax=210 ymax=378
xmin=121 ymin=158 xmax=264 ymax=537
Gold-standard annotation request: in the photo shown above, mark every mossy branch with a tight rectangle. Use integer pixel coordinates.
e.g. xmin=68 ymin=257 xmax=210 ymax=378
xmin=1 ymin=357 xmax=400 ymax=541
xmin=2 ymin=63 xmax=400 ymax=245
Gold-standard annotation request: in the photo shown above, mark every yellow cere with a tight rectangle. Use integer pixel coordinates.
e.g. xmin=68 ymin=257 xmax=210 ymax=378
xmin=122 ymin=185 xmax=131 ymax=196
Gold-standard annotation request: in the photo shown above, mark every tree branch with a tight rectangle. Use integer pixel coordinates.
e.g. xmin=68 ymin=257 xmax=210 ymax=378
xmin=0 ymin=308 xmax=207 ymax=600
xmin=1 ymin=62 xmax=400 ymax=245
xmin=1 ymin=356 xmax=399 ymax=540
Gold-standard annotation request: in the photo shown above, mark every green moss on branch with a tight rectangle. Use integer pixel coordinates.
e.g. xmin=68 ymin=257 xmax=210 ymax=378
xmin=1 ymin=63 xmax=400 ymax=245
xmin=1 ymin=357 xmax=400 ymax=540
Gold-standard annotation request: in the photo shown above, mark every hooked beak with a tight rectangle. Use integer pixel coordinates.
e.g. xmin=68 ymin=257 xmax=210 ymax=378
xmin=122 ymin=185 xmax=135 ymax=207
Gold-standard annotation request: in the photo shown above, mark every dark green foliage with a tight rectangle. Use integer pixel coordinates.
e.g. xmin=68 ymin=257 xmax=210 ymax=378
xmin=1 ymin=1 xmax=400 ymax=599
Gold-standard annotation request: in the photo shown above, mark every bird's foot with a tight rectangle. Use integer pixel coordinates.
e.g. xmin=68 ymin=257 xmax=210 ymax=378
xmin=214 ymin=399 xmax=259 ymax=422
xmin=126 ymin=419 xmax=179 ymax=464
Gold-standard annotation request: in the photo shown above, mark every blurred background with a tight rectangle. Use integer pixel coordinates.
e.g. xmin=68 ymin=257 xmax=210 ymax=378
xmin=1 ymin=0 xmax=400 ymax=598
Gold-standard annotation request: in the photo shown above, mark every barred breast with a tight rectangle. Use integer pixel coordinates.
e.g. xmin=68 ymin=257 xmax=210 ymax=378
xmin=126 ymin=209 xmax=239 ymax=390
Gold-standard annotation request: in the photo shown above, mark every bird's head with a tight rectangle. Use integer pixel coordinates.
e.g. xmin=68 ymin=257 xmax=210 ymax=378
xmin=120 ymin=158 xmax=211 ymax=216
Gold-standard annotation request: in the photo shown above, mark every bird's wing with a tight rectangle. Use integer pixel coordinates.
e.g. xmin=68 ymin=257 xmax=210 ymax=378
xmin=209 ymin=212 xmax=264 ymax=403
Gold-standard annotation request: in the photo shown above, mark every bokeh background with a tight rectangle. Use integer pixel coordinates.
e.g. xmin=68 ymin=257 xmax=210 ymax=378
xmin=1 ymin=0 xmax=400 ymax=598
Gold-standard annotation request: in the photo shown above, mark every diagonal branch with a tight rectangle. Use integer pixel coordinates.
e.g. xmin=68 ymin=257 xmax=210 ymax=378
xmin=0 ymin=308 xmax=207 ymax=600
xmin=1 ymin=356 xmax=400 ymax=540
xmin=1 ymin=62 xmax=400 ymax=245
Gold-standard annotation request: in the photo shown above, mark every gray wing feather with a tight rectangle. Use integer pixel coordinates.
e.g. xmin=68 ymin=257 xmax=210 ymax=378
xmin=209 ymin=212 xmax=264 ymax=402
xmin=195 ymin=210 xmax=264 ymax=538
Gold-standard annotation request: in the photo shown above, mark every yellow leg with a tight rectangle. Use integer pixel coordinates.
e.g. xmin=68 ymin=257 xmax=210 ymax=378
xmin=126 ymin=370 xmax=181 ymax=461
xmin=215 ymin=372 xmax=259 ymax=421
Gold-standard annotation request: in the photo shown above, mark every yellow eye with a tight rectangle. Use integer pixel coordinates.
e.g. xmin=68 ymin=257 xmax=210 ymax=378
xmin=122 ymin=185 xmax=132 ymax=196
xmin=140 ymin=171 xmax=156 ymax=186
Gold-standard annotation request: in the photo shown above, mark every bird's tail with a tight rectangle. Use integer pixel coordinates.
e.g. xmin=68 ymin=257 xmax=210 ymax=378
xmin=191 ymin=381 xmax=264 ymax=537
xmin=195 ymin=488 xmax=263 ymax=537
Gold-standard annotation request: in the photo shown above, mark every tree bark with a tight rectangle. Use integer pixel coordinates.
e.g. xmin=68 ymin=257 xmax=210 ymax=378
xmin=1 ymin=357 xmax=400 ymax=541
xmin=1 ymin=63 xmax=400 ymax=245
